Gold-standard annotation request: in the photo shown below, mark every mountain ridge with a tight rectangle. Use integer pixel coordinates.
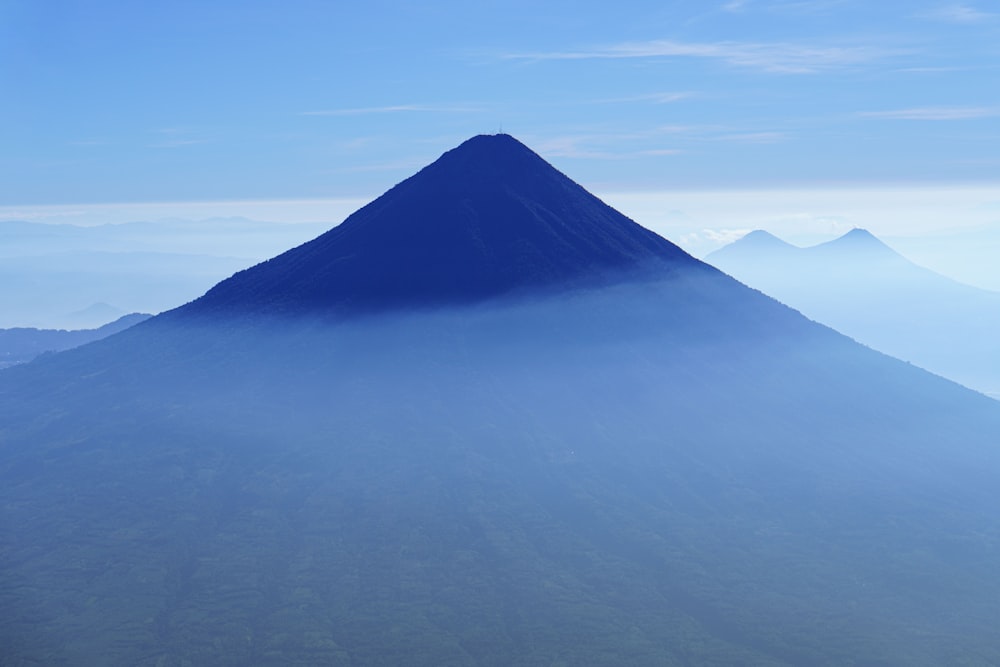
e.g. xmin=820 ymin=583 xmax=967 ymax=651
xmin=182 ymin=134 xmax=701 ymax=320
xmin=0 ymin=312 xmax=151 ymax=368
xmin=707 ymin=228 xmax=1000 ymax=396
xmin=812 ymin=227 xmax=904 ymax=261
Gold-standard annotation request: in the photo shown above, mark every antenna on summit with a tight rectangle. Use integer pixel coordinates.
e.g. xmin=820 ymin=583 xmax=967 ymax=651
xmin=499 ymin=122 xmax=504 ymax=135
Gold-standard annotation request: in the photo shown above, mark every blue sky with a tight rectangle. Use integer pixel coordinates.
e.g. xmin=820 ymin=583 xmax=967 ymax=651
xmin=2 ymin=1 xmax=1000 ymax=283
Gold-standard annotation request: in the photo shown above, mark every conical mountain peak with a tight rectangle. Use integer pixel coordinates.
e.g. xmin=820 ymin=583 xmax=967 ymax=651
xmin=736 ymin=230 xmax=795 ymax=249
xmin=833 ymin=228 xmax=885 ymax=245
xmin=183 ymin=134 xmax=699 ymax=319
xmin=705 ymin=229 xmax=796 ymax=265
xmin=815 ymin=227 xmax=900 ymax=259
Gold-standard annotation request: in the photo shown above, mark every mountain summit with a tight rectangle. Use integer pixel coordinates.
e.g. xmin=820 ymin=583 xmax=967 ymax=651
xmin=187 ymin=134 xmax=694 ymax=318
xmin=812 ymin=227 xmax=903 ymax=261
xmin=4 ymin=135 xmax=1000 ymax=665
xmin=708 ymin=229 xmax=796 ymax=261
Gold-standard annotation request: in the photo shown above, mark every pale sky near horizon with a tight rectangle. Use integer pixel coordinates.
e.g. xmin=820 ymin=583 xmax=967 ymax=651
xmin=2 ymin=1 xmax=999 ymax=285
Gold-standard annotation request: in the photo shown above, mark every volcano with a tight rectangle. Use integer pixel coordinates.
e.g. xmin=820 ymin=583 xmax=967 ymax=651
xmin=185 ymin=134 xmax=694 ymax=319
xmin=2 ymin=136 xmax=1000 ymax=666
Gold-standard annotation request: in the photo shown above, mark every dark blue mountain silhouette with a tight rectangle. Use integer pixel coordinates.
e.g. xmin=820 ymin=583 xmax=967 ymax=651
xmin=3 ymin=136 xmax=1000 ymax=665
xmin=186 ymin=134 xmax=695 ymax=318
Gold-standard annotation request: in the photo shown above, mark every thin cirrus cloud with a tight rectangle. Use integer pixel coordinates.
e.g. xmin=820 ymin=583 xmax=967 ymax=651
xmin=712 ymin=131 xmax=787 ymax=143
xmin=147 ymin=127 xmax=207 ymax=149
xmin=332 ymin=158 xmax=431 ymax=173
xmin=592 ymin=92 xmax=696 ymax=105
xmin=860 ymin=106 xmax=1000 ymax=120
xmin=723 ymin=1 xmax=853 ymax=15
xmin=299 ymin=104 xmax=480 ymax=116
xmin=506 ymin=39 xmax=900 ymax=73
xmin=149 ymin=139 xmax=209 ymax=149
xmin=530 ymin=125 xmax=782 ymax=160
xmin=530 ymin=134 xmax=682 ymax=160
xmin=923 ymin=4 xmax=996 ymax=23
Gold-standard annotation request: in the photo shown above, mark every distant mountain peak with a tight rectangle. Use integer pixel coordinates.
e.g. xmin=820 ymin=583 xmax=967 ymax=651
xmin=838 ymin=228 xmax=883 ymax=244
xmin=739 ymin=230 xmax=795 ymax=247
xmin=181 ymin=134 xmax=702 ymax=319
xmin=705 ymin=229 xmax=795 ymax=265
xmin=845 ymin=227 xmax=874 ymax=237
xmin=817 ymin=227 xmax=900 ymax=259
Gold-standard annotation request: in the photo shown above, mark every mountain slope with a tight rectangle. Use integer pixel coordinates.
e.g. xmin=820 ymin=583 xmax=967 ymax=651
xmin=707 ymin=228 xmax=1000 ymax=396
xmin=185 ymin=134 xmax=694 ymax=318
xmin=0 ymin=312 xmax=151 ymax=368
xmin=2 ymin=137 xmax=1000 ymax=666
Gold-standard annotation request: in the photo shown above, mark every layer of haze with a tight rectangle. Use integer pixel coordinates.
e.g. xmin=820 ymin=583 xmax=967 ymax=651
xmin=4 ymin=269 xmax=1000 ymax=664
xmin=2 ymin=181 xmax=998 ymax=330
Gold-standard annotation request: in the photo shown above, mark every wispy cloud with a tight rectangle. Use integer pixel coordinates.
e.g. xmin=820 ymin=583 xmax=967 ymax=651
xmin=529 ymin=124 xmax=784 ymax=161
xmin=532 ymin=136 xmax=620 ymax=159
xmin=767 ymin=0 xmax=852 ymax=13
xmin=149 ymin=139 xmax=209 ymax=149
xmin=300 ymin=104 xmax=479 ymax=116
xmin=923 ymin=4 xmax=996 ymax=23
xmin=640 ymin=148 xmax=684 ymax=156
xmin=531 ymin=134 xmax=682 ymax=160
xmin=506 ymin=39 xmax=899 ymax=74
xmin=702 ymin=228 xmax=755 ymax=244
xmin=860 ymin=106 xmax=1000 ymax=120
xmin=147 ymin=127 xmax=208 ymax=149
xmin=896 ymin=66 xmax=964 ymax=73
xmin=332 ymin=158 xmax=429 ymax=173
xmin=712 ymin=131 xmax=787 ymax=143
xmin=592 ymin=92 xmax=695 ymax=104
xmin=720 ymin=0 xmax=851 ymax=16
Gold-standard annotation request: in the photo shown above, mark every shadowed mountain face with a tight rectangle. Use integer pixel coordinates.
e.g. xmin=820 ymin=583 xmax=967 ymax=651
xmin=186 ymin=134 xmax=695 ymax=318
xmin=2 ymin=137 xmax=1000 ymax=666
xmin=708 ymin=228 xmax=1000 ymax=397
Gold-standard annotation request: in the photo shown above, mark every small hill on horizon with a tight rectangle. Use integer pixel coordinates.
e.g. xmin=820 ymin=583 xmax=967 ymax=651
xmin=708 ymin=228 xmax=1000 ymax=397
xmin=0 ymin=312 xmax=152 ymax=369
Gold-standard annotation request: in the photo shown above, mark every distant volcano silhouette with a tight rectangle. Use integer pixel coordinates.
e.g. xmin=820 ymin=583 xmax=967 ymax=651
xmin=186 ymin=134 xmax=695 ymax=318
